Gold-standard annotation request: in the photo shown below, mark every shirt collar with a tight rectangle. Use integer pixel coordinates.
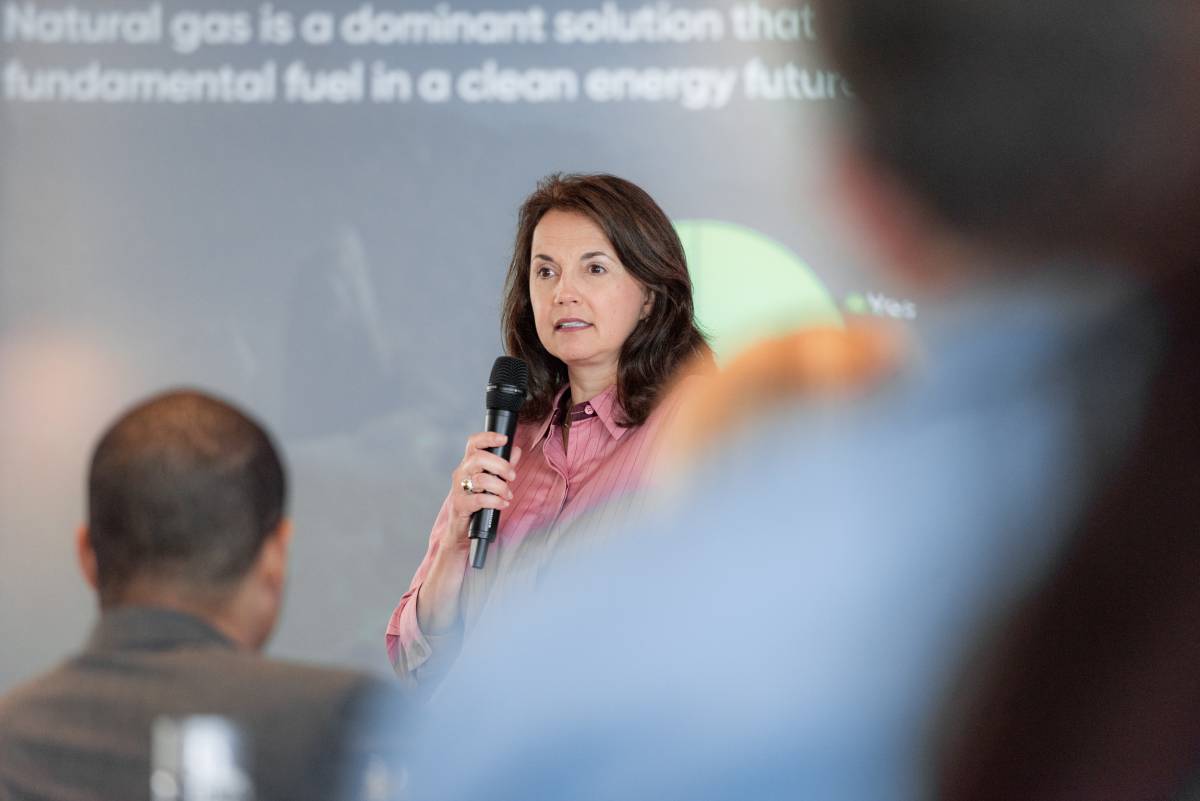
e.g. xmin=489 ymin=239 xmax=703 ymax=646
xmin=533 ymin=384 xmax=630 ymax=442
xmin=582 ymin=384 xmax=628 ymax=440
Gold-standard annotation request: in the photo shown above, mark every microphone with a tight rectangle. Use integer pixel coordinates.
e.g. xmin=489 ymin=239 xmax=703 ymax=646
xmin=468 ymin=356 xmax=528 ymax=569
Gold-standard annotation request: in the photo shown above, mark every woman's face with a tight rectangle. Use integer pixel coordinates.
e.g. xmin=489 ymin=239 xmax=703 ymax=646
xmin=529 ymin=210 xmax=652 ymax=377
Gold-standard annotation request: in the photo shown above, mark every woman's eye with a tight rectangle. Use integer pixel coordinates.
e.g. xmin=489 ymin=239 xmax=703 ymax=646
xmin=535 ymin=265 xmax=554 ymax=279
xmin=588 ymin=264 xmax=607 ymax=274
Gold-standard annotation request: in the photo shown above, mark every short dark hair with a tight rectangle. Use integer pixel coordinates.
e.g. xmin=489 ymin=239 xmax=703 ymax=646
xmin=501 ymin=173 xmax=712 ymax=426
xmin=819 ymin=0 xmax=1200 ymax=266
xmin=87 ymin=389 xmax=287 ymax=605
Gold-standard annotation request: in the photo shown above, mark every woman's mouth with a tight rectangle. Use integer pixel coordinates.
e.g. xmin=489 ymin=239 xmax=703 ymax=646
xmin=555 ymin=320 xmax=592 ymax=331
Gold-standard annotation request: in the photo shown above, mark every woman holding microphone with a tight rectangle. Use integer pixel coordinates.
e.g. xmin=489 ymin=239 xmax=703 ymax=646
xmin=386 ymin=173 xmax=711 ymax=687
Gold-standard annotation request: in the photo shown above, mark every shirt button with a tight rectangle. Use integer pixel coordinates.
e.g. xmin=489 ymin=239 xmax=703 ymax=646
xmin=585 ymin=405 xmax=594 ymax=415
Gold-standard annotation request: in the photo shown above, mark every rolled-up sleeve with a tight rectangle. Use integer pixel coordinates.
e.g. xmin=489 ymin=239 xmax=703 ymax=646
xmin=385 ymin=494 xmax=464 ymax=688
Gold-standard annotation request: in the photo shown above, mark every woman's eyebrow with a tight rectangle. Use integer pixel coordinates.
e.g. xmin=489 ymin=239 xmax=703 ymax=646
xmin=581 ymin=251 xmax=612 ymax=260
xmin=531 ymin=253 xmax=558 ymax=264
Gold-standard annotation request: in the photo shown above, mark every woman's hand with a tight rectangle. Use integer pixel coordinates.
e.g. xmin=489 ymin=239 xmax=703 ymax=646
xmin=438 ymin=432 xmax=523 ymax=553
xmin=416 ymin=432 xmax=524 ymax=636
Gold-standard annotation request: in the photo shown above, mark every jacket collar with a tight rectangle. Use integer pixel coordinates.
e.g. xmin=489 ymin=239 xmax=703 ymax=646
xmin=85 ymin=606 xmax=236 ymax=653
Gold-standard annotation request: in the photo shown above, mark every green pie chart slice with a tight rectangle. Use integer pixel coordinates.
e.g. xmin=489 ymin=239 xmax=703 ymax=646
xmin=676 ymin=219 xmax=843 ymax=364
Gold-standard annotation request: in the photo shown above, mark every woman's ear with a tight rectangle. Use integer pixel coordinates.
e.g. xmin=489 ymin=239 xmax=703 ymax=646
xmin=640 ymin=289 xmax=655 ymax=320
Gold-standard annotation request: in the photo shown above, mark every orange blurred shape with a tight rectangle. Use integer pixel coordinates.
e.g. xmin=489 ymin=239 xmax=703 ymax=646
xmin=662 ymin=325 xmax=902 ymax=469
xmin=0 ymin=329 xmax=133 ymax=486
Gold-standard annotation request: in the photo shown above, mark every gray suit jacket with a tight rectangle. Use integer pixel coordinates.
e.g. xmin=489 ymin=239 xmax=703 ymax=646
xmin=0 ymin=607 xmax=405 ymax=801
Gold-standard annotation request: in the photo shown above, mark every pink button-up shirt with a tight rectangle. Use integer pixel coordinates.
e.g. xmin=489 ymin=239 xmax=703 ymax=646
xmin=385 ymin=383 xmax=683 ymax=685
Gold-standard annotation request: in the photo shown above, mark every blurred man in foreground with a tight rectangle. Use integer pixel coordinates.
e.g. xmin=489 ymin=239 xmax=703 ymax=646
xmin=407 ymin=0 xmax=1200 ymax=799
xmin=0 ymin=390 xmax=404 ymax=801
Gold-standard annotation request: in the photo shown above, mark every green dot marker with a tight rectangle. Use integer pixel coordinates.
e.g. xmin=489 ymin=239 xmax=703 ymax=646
xmin=676 ymin=219 xmax=843 ymax=364
xmin=844 ymin=293 xmax=868 ymax=314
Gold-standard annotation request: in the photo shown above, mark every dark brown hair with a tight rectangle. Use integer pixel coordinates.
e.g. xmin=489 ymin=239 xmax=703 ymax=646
xmin=501 ymin=173 xmax=711 ymax=426
xmin=88 ymin=389 xmax=286 ymax=606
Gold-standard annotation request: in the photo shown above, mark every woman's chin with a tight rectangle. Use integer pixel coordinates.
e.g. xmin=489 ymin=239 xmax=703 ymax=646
xmin=548 ymin=347 xmax=600 ymax=368
xmin=562 ymin=358 xmax=623 ymax=380
xmin=558 ymin=355 xmax=593 ymax=371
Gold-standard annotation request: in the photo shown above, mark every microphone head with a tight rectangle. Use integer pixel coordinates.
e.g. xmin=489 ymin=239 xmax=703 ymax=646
xmin=486 ymin=356 xmax=528 ymax=412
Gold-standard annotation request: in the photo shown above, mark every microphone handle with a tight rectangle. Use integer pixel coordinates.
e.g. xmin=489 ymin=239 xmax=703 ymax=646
xmin=468 ymin=407 xmax=520 ymax=569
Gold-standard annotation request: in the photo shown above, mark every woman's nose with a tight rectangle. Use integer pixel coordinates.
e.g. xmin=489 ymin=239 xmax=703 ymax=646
xmin=554 ymin=274 xmax=579 ymax=304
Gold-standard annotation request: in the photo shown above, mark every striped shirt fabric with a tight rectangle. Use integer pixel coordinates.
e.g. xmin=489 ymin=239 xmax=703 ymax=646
xmin=385 ymin=382 xmax=684 ymax=687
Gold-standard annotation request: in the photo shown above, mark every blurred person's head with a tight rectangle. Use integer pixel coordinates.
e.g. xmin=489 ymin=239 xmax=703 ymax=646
xmin=821 ymin=0 xmax=1200 ymax=275
xmin=78 ymin=389 xmax=291 ymax=650
xmin=817 ymin=3 xmax=1200 ymax=799
xmin=501 ymin=173 xmax=712 ymax=426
